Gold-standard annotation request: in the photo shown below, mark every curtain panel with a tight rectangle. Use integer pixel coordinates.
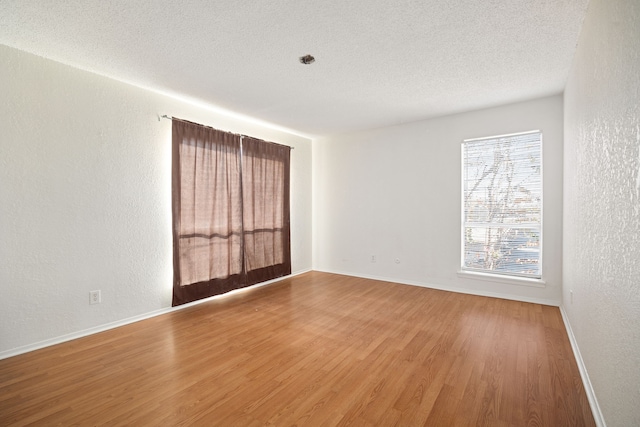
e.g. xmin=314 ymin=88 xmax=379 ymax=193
xmin=172 ymin=119 xmax=291 ymax=306
xmin=242 ymin=137 xmax=291 ymax=286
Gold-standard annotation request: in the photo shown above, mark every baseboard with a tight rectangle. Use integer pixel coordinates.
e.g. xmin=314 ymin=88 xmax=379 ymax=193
xmin=560 ymin=306 xmax=606 ymax=427
xmin=0 ymin=307 xmax=175 ymax=361
xmin=317 ymin=268 xmax=560 ymax=307
xmin=0 ymin=269 xmax=312 ymax=361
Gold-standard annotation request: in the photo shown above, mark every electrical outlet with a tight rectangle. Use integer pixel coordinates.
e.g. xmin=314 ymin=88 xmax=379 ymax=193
xmin=90 ymin=290 xmax=101 ymax=305
xmin=570 ymin=290 xmax=573 ymax=304
xmin=371 ymin=255 xmax=376 ymax=263
xmin=395 ymin=258 xmax=400 ymax=264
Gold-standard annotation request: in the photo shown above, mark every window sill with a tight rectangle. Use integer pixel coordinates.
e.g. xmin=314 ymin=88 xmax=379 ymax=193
xmin=457 ymin=270 xmax=546 ymax=288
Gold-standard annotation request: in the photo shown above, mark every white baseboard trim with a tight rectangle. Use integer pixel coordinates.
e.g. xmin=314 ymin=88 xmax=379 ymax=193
xmin=0 ymin=307 xmax=174 ymax=361
xmin=317 ymin=268 xmax=560 ymax=307
xmin=0 ymin=269 xmax=312 ymax=361
xmin=559 ymin=306 xmax=606 ymax=427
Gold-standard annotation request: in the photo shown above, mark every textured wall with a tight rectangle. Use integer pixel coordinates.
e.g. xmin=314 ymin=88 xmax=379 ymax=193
xmin=0 ymin=45 xmax=312 ymax=354
xmin=563 ymin=0 xmax=640 ymax=425
xmin=313 ymin=96 xmax=564 ymax=305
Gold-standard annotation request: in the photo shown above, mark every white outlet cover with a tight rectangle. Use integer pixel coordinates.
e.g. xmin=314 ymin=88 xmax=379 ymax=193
xmin=90 ymin=290 xmax=101 ymax=304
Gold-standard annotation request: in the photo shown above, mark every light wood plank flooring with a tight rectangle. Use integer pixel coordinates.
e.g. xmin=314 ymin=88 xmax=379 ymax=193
xmin=0 ymin=271 xmax=595 ymax=426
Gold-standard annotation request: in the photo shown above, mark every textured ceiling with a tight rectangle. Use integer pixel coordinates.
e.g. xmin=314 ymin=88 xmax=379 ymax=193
xmin=0 ymin=0 xmax=589 ymax=137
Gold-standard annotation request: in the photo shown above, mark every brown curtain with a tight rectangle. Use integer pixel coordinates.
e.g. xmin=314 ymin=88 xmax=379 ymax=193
xmin=172 ymin=120 xmax=243 ymax=305
xmin=172 ymin=120 xmax=291 ymax=306
xmin=242 ymin=137 xmax=291 ymax=286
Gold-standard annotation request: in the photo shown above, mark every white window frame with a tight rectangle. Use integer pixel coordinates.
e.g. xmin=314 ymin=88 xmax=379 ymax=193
xmin=459 ymin=130 xmax=544 ymax=286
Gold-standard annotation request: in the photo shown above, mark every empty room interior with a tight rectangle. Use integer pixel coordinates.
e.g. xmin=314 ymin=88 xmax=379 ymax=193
xmin=1 ymin=0 xmax=638 ymax=426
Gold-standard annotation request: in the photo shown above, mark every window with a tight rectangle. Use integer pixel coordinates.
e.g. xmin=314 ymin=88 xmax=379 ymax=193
xmin=462 ymin=131 xmax=542 ymax=279
xmin=171 ymin=119 xmax=291 ymax=306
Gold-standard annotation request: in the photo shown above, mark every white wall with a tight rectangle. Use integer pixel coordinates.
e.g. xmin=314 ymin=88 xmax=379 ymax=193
xmin=0 ymin=45 xmax=313 ymax=355
xmin=313 ymin=95 xmax=563 ymax=305
xmin=563 ymin=0 xmax=640 ymax=425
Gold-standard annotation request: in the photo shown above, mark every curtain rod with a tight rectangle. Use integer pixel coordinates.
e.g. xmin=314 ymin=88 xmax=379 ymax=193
xmin=159 ymin=114 xmax=294 ymax=149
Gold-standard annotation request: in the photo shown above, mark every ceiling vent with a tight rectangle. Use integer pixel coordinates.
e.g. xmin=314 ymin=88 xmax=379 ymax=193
xmin=299 ymin=54 xmax=315 ymax=65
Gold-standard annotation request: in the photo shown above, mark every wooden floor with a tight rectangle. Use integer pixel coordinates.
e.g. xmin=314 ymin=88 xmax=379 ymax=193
xmin=1 ymin=272 xmax=595 ymax=426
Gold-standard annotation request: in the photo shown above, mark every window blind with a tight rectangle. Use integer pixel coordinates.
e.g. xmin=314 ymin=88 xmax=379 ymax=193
xmin=462 ymin=131 xmax=542 ymax=278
